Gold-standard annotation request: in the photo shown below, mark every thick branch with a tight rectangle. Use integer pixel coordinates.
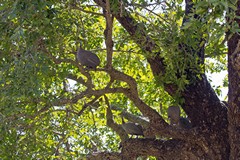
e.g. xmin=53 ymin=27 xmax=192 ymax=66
xmin=108 ymin=69 xmax=165 ymax=124
xmin=227 ymin=1 xmax=240 ymax=158
xmin=121 ymin=138 xmax=206 ymax=159
xmin=86 ymin=152 xmax=121 ymax=160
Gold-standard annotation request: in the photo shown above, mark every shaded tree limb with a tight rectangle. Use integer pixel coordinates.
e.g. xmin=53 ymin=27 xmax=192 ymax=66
xmin=227 ymin=0 xmax=240 ymax=158
xmin=86 ymin=151 xmax=121 ymax=160
xmin=121 ymin=138 xmax=206 ymax=159
xmin=105 ymin=95 xmax=128 ymax=141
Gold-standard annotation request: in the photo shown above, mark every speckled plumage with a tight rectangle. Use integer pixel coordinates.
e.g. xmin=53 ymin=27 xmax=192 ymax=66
xmin=122 ymin=122 xmax=144 ymax=136
xmin=167 ymin=106 xmax=180 ymax=125
xmin=77 ymin=48 xmax=100 ymax=69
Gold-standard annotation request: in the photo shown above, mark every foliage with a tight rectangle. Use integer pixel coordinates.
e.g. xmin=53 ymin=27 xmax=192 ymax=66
xmin=0 ymin=0 xmax=235 ymax=159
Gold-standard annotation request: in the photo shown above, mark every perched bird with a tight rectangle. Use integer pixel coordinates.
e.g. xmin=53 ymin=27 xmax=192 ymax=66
xmin=167 ymin=106 xmax=180 ymax=126
xmin=179 ymin=117 xmax=192 ymax=129
xmin=121 ymin=117 xmax=144 ymax=137
xmin=168 ymin=106 xmax=192 ymax=129
xmin=77 ymin=47 xmax=100 ymax=69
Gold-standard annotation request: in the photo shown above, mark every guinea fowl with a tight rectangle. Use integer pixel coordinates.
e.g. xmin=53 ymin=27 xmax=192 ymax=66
xmin=121 ymin=117 xmax=144 ymax=137
xmin=168 ymin=106 xmax=192 ymax=129
xmin=167 ymin=106 xmax=180 ymax=126
xmin=77 ymin=47 xmax=100 ymax=69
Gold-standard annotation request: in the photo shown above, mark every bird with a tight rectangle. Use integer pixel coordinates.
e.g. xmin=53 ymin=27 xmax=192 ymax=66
xmin=121 ymin=117 xmax=144 ymax=137
xmin=77 ymin=47 xmax=100 ymax=69
xmin=167 ymin=106 xmax=180 ymax=126
xmin=167 ymin=106 xmax=192 ymax=129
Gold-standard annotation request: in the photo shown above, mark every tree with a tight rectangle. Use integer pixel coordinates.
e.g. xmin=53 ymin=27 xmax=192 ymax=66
xmin=0 ymin=0 xmax=240 ymax=159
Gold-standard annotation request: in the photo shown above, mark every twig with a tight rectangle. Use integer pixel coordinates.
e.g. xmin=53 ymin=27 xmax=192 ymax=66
xmin=77 ymin=96 xmax=101 ymax=116
xmin=70 ymin=4 xmax=104 ymax=16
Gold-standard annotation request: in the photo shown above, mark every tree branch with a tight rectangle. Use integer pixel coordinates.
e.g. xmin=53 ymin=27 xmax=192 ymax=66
xmin=37 ymin=39 xmax=94 ymax=89
xmin=103 ymin=0 xmax=114 ymax=68
xmin=70 ymin=4 xmax=104 ymax=17
xmin=86 ymin=151 xmax=121 ymax=160
xmin=51 ymin=87 xmax=128 ymax=106
xmin=105 ymin=95 xmax=129 ymax=141
xmin=94 ymin=0 xmax=165 ymax=77
xmin=94 ymin=0 xmax=227 ymax=131
xmin=120 ymin=109 xmax=149 ymax=128
xmin=121 ymin=138 xmax=206 ymax=159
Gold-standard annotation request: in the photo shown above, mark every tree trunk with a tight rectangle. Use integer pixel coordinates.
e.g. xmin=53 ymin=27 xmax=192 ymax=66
xmin=227 ymin=1 xmax=240 ymax=158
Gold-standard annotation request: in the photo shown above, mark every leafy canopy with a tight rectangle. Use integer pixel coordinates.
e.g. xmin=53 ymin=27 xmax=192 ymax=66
xmin=0 ymin=0 xmax=231 ymax=158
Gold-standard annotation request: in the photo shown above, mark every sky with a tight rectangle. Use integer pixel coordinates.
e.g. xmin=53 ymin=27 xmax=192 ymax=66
xmin=207 ymin=70 xmax=228 ymax=100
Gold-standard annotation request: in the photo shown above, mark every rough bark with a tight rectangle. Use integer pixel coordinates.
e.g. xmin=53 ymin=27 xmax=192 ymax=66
xmin=87 ymin=152 xmax=121 ymax=160
xmin=227 ymin=1 xmax=240 ymax=159
xmin=121 ymin=138 xmax=206 ymax=160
